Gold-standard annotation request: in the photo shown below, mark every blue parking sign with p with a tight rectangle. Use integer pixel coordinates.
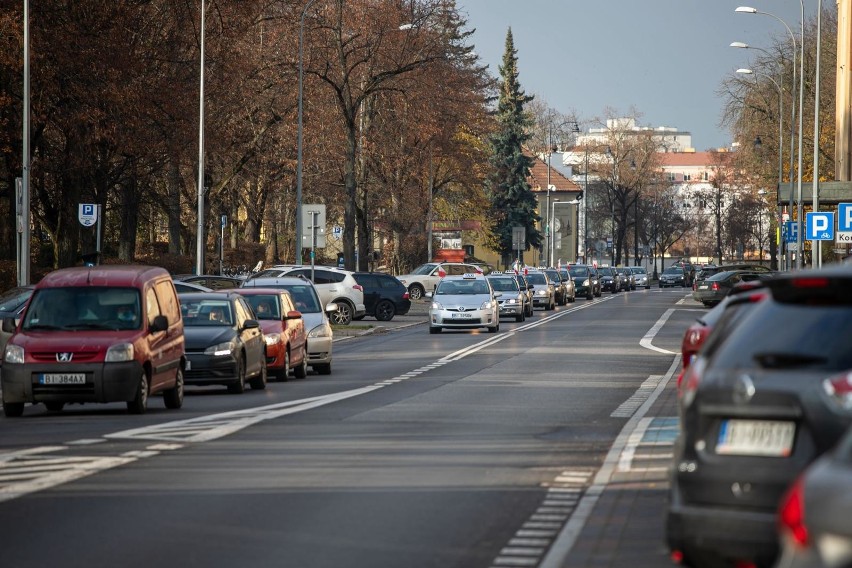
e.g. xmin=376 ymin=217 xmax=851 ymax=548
xmin=805 ymin=212 xmax=834 ymax=241
xmin=784 ymin=221 xmax=798 ymax=243
xmin=839 ymin=203 xmax=852 ymax=231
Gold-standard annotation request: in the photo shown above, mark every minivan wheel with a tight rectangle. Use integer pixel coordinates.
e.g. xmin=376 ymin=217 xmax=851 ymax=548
xmin=330 ymin=301 xmax=353 ymax=325
xmin=127 ymin=372 xmax=149 ymax=414
xmin=44 ymin=401 xmax=65 ymax=412
xmin=163 ymin=367 xmax=184 ymax=409
xmin=408 ymin=284 xmax=425 ymax=301
xmin=293 ymin=346 xmax=308 ymax=379
xmin=375 ymin=300 xmax=395 ymax=321
xmin=277 ymin=351 xmax=290 ymax=381
xmin=228 ymin=358 xmax=246 ymax=394
xmin=250 ymin=358 xmax=267 ymax=390
xmin=3 ymin=401 xmax=24 ymax=417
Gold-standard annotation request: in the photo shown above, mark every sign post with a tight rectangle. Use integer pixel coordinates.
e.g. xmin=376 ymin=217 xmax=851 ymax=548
xmin=512 ymin=226 xmax=526 ymax=267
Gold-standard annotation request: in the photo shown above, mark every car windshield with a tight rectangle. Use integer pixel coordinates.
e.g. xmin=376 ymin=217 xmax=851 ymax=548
xmin=436 ymin=279 xmax=490 ymax=295
xmin=568 ymin=266 xmax=589 ymax=277
xmin=663 ymin=267 xmax=682 ymax=275
xmin=525 ymin=273 xmax=548 ymax=285
xmin=544 ymin=271 xmax=561 ymax=282
xmin=411 ymin=263 xmax=438 ymax=276
xmin=487 ymin=277 xmax=519 ymax=292
xmin=22 ymin=287 xmax=142 ymax=331
xmin=280 ymin=284 xmax=322 ymax=313
xmin=244 ymin=295 xmax=280 ymax=320
xmin=631 ymin=268 xmax=647 ymax=274
xmin=180 ymin=299 xmax=234 ymax=326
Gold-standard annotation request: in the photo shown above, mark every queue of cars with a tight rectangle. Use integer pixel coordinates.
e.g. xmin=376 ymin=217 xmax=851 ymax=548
xmin=669 ymin=264 xmax=852 ymax=568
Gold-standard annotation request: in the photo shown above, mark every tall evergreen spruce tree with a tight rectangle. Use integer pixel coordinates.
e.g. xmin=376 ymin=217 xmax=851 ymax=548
xmin=486 ymin=28 xmax=540 ymax=265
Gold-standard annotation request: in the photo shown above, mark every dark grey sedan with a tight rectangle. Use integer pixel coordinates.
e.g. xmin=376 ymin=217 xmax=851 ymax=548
xmin=692 ymin=270 xmax=771 ymax=307
xmin=179 ymin=292 xmax=267 ymax=393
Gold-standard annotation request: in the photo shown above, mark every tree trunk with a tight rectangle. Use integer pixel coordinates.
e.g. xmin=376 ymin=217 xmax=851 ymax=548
xmin=168 ymin=159 xmax=182 ymax=255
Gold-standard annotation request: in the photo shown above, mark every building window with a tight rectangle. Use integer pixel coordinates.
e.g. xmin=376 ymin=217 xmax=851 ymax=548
xmin=702 ymin=171 xmax=709 ymax=181
xmin=667 ymin=172 xmax=676 ymax=182
xmin=683 ymin=173 xmax=691 ymax=181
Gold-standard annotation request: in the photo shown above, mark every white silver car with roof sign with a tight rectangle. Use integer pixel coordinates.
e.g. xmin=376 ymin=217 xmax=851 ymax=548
xmin=429 ymin=273 xmax=500 ymax=334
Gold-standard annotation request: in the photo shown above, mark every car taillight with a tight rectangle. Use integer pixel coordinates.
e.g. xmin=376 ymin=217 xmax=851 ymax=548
xmin=711 ymin=282 xmax=720 ymax=291
xmin=792 ymin=277 xmax=829 ymax=289
xmin=778 ymin=476 xmax=809 ymax=548
xmin=402 ymin=292 xmax=410 ymax=300
xmin=822 ymin=371 xmax=852 ymax=412
xmin=353 ymin=284 xmax=363 ymax=292
xmin=679 ymin=358 xmax=704 ymax=407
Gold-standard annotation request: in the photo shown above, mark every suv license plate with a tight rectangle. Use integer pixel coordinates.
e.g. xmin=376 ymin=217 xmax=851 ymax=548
xmin=38 ymin=373 xmax=86 ymax=385
xmin=452 ymin=313 xmax=472 ymax=319
xmin=716 ymin=419 xmax=795 ymax=457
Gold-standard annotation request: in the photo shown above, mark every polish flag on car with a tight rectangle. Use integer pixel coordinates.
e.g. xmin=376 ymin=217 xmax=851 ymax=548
xmin=437 ymin=266 xmax=447 ymax=278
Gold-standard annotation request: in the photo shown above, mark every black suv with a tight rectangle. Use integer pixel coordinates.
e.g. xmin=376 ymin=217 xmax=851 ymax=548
xmin=667 ymin=265 xmax=852 ymax=568
xmin=351 ymin=272 xmax=411 ymax=321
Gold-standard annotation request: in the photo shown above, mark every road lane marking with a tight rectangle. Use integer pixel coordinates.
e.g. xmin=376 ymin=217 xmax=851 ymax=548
xmin=611 ymin=375 xmax=665 ymax=417
xmin=639 ymin=308 xmax=678 ymax=354
xmin=538 ymin=355 xmax=681 ymax=568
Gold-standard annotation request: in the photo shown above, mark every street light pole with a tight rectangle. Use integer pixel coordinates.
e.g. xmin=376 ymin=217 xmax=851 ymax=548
xmin=196 ymin=0 xmax=206 ymax=276
xmin=736 ymin=5 xmax=804 ymax=268
xmin=296 ymin=0 xmax=321 ymax=266
xmin=813 ymin=0 xmax=823 ymax=267
xmin=19 ymin=0 xmax=31 ymax=286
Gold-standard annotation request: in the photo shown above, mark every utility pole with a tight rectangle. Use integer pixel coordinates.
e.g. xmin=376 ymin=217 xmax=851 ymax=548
xmin=838 ymin=0 xmax=852 ymax=181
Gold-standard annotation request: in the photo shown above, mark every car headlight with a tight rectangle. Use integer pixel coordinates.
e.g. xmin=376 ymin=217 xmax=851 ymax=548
xmin=582 ymin=279 xmax=590 ymax=286
xmin=4 ymin=344 xmax=24 ymax=364
xmin=308 ymin=322 xmax=332 ymax=339
xmin=537 ymin=289 xmax=548 ymax=296
xmin=264 ymin=333 xmax=281 ymax=346
xmin=480 ymin=300 xmax=493 ymax=310
xmin=204 ymin=342 xmax=234 ymax=356
xmin=431 ymin=301 xmax=444 ymax=310
xmin=105 ymin=343 xmax=134 ymax=362
xmin=505 ymin=298 xmax=518 ymax=305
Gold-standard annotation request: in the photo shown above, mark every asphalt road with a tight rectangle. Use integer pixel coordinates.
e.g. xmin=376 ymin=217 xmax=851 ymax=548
xmin=0 ymin=287 xmax=699 ymax=568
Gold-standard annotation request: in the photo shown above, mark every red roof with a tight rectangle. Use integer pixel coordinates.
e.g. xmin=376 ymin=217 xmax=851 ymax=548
xmin=657 ymin=151 xmax=733 ymax=167
xmin=526 ymin=153 xmax=581 ymax=193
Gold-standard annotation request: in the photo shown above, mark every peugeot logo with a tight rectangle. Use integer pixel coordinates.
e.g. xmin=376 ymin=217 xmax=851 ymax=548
xmin=733 ymin=374 xmax=755 ymax=405
xmin=56 ymin=352 xmax=73 ymax=363
xmin=457 ymin=306 xmax=466 ymax=312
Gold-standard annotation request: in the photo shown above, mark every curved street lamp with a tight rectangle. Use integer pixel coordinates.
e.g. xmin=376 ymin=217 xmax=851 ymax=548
xmin=736 ymin=3 xmax=805 ymax=268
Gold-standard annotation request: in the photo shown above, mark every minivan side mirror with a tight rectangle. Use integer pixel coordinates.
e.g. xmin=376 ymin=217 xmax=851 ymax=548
xmin=2 ymin=317 xmax=17 ymax=333
xmin=150 ymin=315 xmax=169 ymax=333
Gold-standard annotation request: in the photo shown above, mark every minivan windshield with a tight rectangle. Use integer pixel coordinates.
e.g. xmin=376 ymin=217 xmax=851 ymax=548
xmin=22 ymin=287 xmax=142 ymax=331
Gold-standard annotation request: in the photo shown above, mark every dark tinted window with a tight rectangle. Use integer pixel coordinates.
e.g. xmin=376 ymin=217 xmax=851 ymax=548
xmin=354 ymin=274 xmax=379 ymax=289
xmin=379 ymin=276 xmax=402 ymax=289
xmin=708 ymin=300 xmax=852 ymax=371
xmin=568 ymin=266 xmax=589 ymax=277
xmin=526 ymin=272 xmax=548 ymax=285
xmin=487 ymin=277 xmax=519 ymax=292
xmin=0 ymin=287 xmax=33 ymax=312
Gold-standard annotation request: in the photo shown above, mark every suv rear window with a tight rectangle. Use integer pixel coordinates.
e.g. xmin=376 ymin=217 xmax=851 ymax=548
xmin=707 ymin=300 xmax=852 ymax=371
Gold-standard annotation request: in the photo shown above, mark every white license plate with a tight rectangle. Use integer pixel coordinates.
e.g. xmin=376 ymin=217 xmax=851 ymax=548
xmin=716 ymin=419 xmax=796 ymax=457
xmin=39 ymin=373 xmax=86 ymax=385
xmin=451 ymin=313 xmax=473 ymax=319
xmin=699 ymin=285 xmax=708 ymax=290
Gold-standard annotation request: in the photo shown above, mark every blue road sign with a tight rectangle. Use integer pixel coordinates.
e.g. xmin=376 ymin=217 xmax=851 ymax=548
xmin=839 ymin=203 xmax=852 ymax=232
xmin=806 ymin=212 xmax=835 ymax=241
xmin=784 ymin=221 xmax=799 ymax=244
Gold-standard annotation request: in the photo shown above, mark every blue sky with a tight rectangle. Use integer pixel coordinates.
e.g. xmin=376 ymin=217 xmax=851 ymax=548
xmin=455 ymin=0 xmax=812 ymax=151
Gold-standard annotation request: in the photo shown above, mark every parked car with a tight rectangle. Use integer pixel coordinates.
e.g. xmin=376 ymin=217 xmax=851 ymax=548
xmin=775 ymin=422 xmax=852 ymax=568
xmin=667 ymin=265 xmax=852 ymax=568
xmin=628 ymin=266 xmax=650 ymax=289
xmin=0 ymin=285 xmax=34 ymax=365
xmin=486 ymin=272 xmax=528 ymax=322
xmin=428 ymin=272 xmax=500 ymax=333
xmin=244 ymin=265 xmax=365 ymax=325
xmin=659 ymin=265 xmax=688 ymax=288
xmin=173 ymin=281 xmax=213 ymax=294
xmin=173 ymin=274 xmax=243 ymax=290
xmin=524 ymin=270 xmax=556 ymax=310
xmin=597 ymin=265 xmax=623 ymax=293
xmin=239 ymin=277 xmax=334 ymax=375
xmin=179 ymin=292 xmax=267 ymax=393
xmin=616 ymin=266 xmax=636 ymax=290
xmin=693 ymin=269 xmax=774 ymax=307
xmin=1 ymin=265 xmax=185 ymax=416
xmin=513 ymin=272 xmax=535 ymax=317
xmin=351 ymin=272 xmax=411 ymax=321
xmin=567 ymin=264 xmax=601 ymax=300
xmin=396 ymin=262 xmax=485 ymax=301
xmin=692 ymin=263 xmax=775 ymax=298
xmin=233 ymin=288 xmax=308 ymax=380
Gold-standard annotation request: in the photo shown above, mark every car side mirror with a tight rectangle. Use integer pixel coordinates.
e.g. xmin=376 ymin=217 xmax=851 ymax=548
xmin=527 ymin=285 xmax=534 ymax=290
xmin=150 ymin=315 xmax=169 ymax=332
xmin=243 ymin=319 xmax=260 ymax=330
xmin=2 ymin=317 xmax=17 ymax=333
xmin=325 ymin=302 xmax=339 ymax=314
xmin=285 ymin=310 xmax=302 ymax=320
xmin=493 ymin=291 xmax=503 ymax=298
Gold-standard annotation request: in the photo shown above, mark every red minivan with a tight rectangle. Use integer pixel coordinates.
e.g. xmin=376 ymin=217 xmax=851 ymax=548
xmin=1 ymin=265 xmax=185 ymax=417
